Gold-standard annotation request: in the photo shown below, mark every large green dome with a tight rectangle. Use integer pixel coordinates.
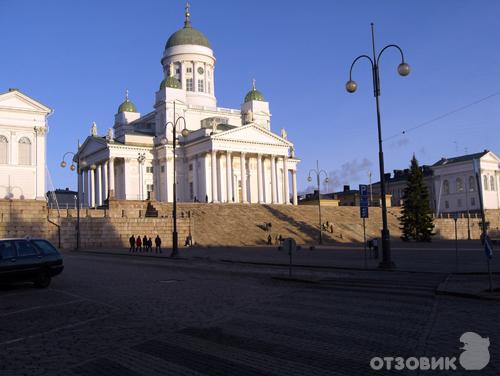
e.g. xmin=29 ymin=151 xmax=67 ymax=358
xmin=165 ymin=26 xmax=211 ymax=49
xmin=165 ymin=4 xmax=211 ymax=50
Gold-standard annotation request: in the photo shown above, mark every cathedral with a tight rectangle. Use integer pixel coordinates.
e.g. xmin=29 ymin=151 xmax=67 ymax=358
xmin=76 ymin=3 xmax=299 ymax=206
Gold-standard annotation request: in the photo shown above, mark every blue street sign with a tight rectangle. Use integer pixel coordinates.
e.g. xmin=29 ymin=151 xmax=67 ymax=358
xmin=360 ymin=206 xmax=369 ymax=218
xmin=485 ymin=236 xmax=494 ymax=259
xmin=359 ymin=184 xmax=369 ymax=218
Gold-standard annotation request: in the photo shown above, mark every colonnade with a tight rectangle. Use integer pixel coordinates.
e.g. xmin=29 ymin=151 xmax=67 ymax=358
xmin=192 ymin=150 xmax=298 ymax=205
xmin=79 ymin=157 xmax=115 ymax=208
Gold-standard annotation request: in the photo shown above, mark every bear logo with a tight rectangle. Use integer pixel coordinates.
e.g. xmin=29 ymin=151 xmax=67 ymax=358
xmin=459 ymin=332 xmax=490 ymax=370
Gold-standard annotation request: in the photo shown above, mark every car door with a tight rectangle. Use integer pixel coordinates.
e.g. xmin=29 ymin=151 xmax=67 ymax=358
xmin=0 ymin=241 xmax=18 ymax=281
xmin=13 ymin=240 xmax=43 ymax=280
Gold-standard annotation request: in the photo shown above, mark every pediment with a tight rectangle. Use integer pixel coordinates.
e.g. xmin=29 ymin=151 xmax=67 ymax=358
xmin=0 ymin=90 xmax=51 ymax=113
xmin=76 ymin=136 xmax=108 ymax=160
xmin=212 ymin=124 xmax=292 ymax=147
xmin=482 ymin=151 xmax=500 ymax=163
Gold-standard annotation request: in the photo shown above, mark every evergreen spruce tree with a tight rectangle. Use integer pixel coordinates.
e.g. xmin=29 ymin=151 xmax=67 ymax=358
xmin=400 ymin=155 xmax=435 ymax=241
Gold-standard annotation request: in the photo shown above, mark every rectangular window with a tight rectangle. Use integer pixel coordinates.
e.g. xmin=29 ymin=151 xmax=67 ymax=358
xmin=445 ymin=200 xmax=449 ymax=209
xmin=176 ymin=68 xmax=180 ymax=74
xmin=457 ymin=198 xmax=462 ymax=207
xmin=471 ymin=197 xmax=476 ymax=206
xmin=186 ymin=78 xmax=194 ymax=92
xmin=187 ymin=67 xmax=192 ymax=73
xmin=189 ymin=182 xmax=193 ymax=199
xmin=146 ymin=184 xmax=154 ymax=192
xmin=197 ymin=79 xmax=204 ymax=92
xmin=0 ymin=241 xmax=16 ymax=259
xmin=14 ymin=240 xmax=38 ymax=257
xmin=189 ymin=164 xmax=193 ymax=171
xmin=146 ymin=166 xmax=153 ymax=173
xmin=161 ymin=166 xmax=165 ymax=173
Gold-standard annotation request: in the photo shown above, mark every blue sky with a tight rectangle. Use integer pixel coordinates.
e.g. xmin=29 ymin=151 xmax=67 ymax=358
xmin=1 ymin=0 xmax=500 ymax=193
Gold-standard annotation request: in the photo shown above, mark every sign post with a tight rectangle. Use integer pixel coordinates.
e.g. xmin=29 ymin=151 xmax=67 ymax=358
xmin=359 ymin=185 xmax=369 ymax=268
xmin=282 ymin=238 xmax=297 ymax=277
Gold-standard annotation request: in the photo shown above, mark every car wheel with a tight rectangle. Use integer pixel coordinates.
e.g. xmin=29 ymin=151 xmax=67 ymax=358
xmin=34 ymin=271 xmax=51 ymax=288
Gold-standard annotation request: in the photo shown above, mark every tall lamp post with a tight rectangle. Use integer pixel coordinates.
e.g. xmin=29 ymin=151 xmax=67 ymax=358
xmin=163 ymin=101 xmax=190 ymax=257
xmin=60 ymin=145 xmax=86 ymax=250
xmin=345 ymin=23 xmax=410 ymax=269
xmin=308 ymin=160 xmax=329 ymax=245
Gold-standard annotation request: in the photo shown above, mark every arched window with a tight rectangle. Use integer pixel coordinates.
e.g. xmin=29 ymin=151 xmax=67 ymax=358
xmin=18 ymin=137 xmax=31 ymax=165
xmin=490 ymin=176 xmax=496 ymax=191
xmin=456 ymin=177 xmax=463 ymax=192
xmin=443 ymin=180 xmax=450 ymax=195
xmin=483 ymin=175 xmax=489 ymax=191
xmin=0 ymin=135 xmax=7 ymax=164
xmin=469 ymin=176 xmax=475 ymax=191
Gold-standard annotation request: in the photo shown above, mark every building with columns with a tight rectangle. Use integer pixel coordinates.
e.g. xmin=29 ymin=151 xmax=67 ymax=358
xmin=0 ymin=89 xmax=51 ymax=200
xmin=76 ymin=3 xmax=299 ymax=207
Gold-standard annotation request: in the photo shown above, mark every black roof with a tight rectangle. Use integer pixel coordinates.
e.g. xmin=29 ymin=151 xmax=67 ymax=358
xmin=432 ymin=150 xmax=489 ymax=167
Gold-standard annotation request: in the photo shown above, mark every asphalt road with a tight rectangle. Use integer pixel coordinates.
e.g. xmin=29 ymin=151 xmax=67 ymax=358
xmin=0 ymin=252 xmax=498 ymax=375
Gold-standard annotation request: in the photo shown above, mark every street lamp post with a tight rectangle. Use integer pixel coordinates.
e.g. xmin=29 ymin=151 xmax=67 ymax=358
xmin=60 ymin=143 xmax=85 ymax=250
xmin=308 ymin=160 xmax=329 ymax=245
xmin=345 ymin=23 xmax=410 ymax=269
xmin=163 ymin=101 xmax=190 ymax=258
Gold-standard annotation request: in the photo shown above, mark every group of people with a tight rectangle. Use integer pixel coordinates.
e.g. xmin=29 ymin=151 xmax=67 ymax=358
xmin=129 ymin=235 xmax=162 ymax=253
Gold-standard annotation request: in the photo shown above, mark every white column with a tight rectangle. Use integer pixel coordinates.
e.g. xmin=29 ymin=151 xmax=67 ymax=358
xmin=103 ymin=161 xmax=108 ymax=201
xmin=96 ymin=164 xmax=102 ymax=206
xmin=108 ymin=157 xmax=115 ymax=199
xmin=90 ymin=166 xmax=96 ymax=207
xmin=211 ymin=150 xmax=218 ymax=202
xmin=292 ymin=170 xmax=298 ymax=205
xmin=192 ymin=155 xmax=198 ymax=201
xmin=257 ymin=154 xmax=263 ymax=203
xmin=82 ymin=169 xmax=88 ymax=207
xmin=123 ymin=158 xmax=128 ymax=200
xmin=78 ymin=169 xmax=83 ymax=208
xmin=240 ymin=152 xmax=247 ymax=203
xmin=226 ymin=151 xmax=233 ymax=202
xmin=271 ymin=155 xmax=277 ymax=204
xmin=283 ymin=157 xmax=290 ymax=204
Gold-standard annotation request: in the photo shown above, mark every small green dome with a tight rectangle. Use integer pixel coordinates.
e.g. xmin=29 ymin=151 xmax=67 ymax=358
xmin=245 ymin=89 xmax=265 ymax=102
xmin=118 ymin=98 xmax=137 ymax=113
xmin=160 ymin=76 xmax=181 ymax=90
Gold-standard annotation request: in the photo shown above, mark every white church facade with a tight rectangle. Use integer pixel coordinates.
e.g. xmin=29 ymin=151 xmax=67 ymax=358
xmin=76 ymin=3 xmax=299 ymax=207
xmin=0 ymin=89 xmax=51 ymax=200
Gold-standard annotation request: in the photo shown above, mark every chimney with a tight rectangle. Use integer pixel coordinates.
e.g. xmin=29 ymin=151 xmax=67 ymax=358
xmin=343 ymin=185 xmax=350 ymax=192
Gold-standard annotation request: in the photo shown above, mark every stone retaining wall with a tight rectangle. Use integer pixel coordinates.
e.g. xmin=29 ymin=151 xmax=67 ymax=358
xmin=2 ymin=199 xmax=500 ymax=249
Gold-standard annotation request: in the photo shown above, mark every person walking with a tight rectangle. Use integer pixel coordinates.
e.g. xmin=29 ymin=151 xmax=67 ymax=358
xmin=148 ymin=237 xmax=153 ymax=252
xmin=155 ymin=235 xmax=162 ymax=254
xmin=142 ymin=235 xmax=148 ymax=253
xmin=136 ymin=235 xmax=142 ymax=252
xmin=267 ymin=234 xmax=272 ymax=245
xmin=129 ymin=235 xmax=135 ymax=252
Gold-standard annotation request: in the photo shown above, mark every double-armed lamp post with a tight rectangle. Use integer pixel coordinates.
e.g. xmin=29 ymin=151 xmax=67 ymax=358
xmin=60 ymin=145 xmax=86 ymax=250
xmin=346 ymin=23 xmax=410 ymax=269
xmin=163 ymin=101 xmax=190 ymax=258
xmin=308 ymin=160 xmax=329 ymax=245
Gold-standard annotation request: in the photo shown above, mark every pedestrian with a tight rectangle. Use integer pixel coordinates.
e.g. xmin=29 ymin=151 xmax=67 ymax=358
xmin=267 ymin=234 xmax=272 ymax=245
xmin=155 ymin=235 xmax=162 ymax=253
xmin=136 ymin=235 xmax=142 ymax=252
xmin=148 ymin=237 xmax=153 ymax=252
xmin=142 ymin=235 xmax=148 ymax=252
xmin=372 ymin=238 xmax=379 ymax=259
xmin=129 ymin=235 xmax=135 ymax=252
xmin=184 ymin=234 xmax=193 ymax=247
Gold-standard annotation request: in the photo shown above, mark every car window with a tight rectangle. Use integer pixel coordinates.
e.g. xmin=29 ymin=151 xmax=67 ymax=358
xmin=0 ymin=241 xmax=16 ymax=259
xmin=14 ymin=240 xmax=39 ymax=257
xmin=31 ymin=240 xmax=58 ymax=255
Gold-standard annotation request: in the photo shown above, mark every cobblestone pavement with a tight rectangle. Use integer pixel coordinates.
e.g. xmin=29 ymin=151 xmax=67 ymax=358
xmin=0 ymin=252 xmax=498 ymax=375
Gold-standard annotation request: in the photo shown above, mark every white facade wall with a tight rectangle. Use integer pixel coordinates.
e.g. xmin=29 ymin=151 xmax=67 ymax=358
xmin=0 ymin=90 xmax=51 ymax=200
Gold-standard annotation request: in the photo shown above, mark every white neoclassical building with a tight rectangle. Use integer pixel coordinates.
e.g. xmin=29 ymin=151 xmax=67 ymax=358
xmin=76 ymin=3 xmax=299 ymax=207
xmin=0 ymin=89 xmax=51 ymax=200
xmin=432 ymin=150 xmax=500 ymax=214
